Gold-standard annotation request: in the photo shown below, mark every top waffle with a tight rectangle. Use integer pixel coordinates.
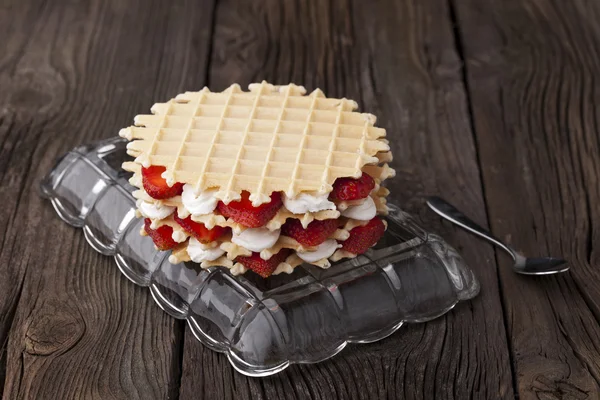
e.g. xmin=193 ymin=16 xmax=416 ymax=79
xmin=120 ymin=81 xmax=390 ymax=206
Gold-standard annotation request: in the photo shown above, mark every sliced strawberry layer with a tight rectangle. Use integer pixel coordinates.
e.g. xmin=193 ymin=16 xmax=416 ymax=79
xmin=341 ymin=217 xmax=385 ymax=255
xmin=236 ymin=249 xmax=292 ymax=278
xmin=144 ymin=218 xmax=178 ymax=250
xmin=217 ymin=191 xmax=283 ymax=228
xmin=174 ymin=214 xmax=228 ymax=243
xmin=281 ymin=218 xmax=339 ymax=247
xmin=142 ymin=165 xmax=184 ymax=200
xmin=329 ymin=172 xmax=375 ymax=202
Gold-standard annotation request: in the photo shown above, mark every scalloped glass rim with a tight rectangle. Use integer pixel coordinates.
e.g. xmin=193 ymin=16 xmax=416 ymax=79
xmin=40 ymin=137 xmax=480 ymax=377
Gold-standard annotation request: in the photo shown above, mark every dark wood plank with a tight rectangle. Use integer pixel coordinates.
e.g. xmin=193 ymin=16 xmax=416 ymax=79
xmin=452 ymin=0 xmax=600 ymax=398
xmin=0 ymin=0 xmax=215 ymax=398
xmin=178 ymin=0 xmax=514 ymax=399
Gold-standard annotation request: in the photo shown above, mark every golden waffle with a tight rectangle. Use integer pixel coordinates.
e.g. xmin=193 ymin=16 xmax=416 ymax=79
xmin=120 ymin=81 xmax=390 ymax=206
xmin=164 ymin=212 xmax=379 ymax=268
xmin=143 ymin=199 xmax=341 ymax=233
xmin=167 ymin=227 xmax=350 ymax=264
xmin=168 ymin=249 xmax=304 ymax=276
xmin=126 ymin=158 xmax=392 ymax=230
xmin=329 ymin=249 xmax=357 ymax=262
xmin=230 ymin=254 xmax=304 ymax=276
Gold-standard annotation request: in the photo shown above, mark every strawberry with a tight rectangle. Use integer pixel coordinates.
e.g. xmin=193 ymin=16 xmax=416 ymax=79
xmin=236 ymin=249 xmax=292 ymax=278
xmin=281 ymin=218 xmax=339 ymax=247
xmin=329 ymin=172 xmax=375 ymax=202
xmin=142 ymin=165 xmax=184 ymax=199
xmin=217 ymin=191 xmax=283 ymax=228
xmin=174 ymin=214 xmax=228 ymax=243
xmin=144 ymin=218 xmax=178 ymax=250
xmin=341 ymin=217 xmax=385 ymax=255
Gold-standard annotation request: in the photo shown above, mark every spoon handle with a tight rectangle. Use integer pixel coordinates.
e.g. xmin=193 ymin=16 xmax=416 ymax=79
xmin=426 ymin=196 xmax=516 ymax=259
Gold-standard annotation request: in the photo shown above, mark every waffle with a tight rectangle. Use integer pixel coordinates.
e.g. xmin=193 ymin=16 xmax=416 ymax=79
xmin=168 ymin=248 xmax=305 ymax=275
xmin=122 ymin=81 xmax=394 ymax=276
xmin=230 ymin=254 xmax=304 ymax=276
xmin=126 ymin=159 xmax=392 ymax=231
xmin=165 ymin=214 xmax=385 ymax=271
xmin=162 ymin=204 xmax=382 ymax=268
xmin=140 ymin=192 xmax=341 ymax=233
xmin=120 ymin=81 xmax=390 ymax=206
xmin=167 ymin=226 xmax=351 ymax=263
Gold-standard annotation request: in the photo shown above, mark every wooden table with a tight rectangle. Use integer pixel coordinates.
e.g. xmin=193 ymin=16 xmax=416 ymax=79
xmin=1 ymin=0 xmax=599 ymax=398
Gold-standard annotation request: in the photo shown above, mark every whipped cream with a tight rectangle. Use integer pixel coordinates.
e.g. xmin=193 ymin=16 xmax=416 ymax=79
xmin=187 ymin=238 xmax=225 ymax=262
xmin=297 ymin=239 xmax=341 ymax=263
xmin=283 ymin=193 xmax=336 ymax=214
xmin=181 ymin=184 xmax=219 ymax=216
xmin=138 ymin=200 xmax=175 ymax=220
xmin=341 ymin=196 xmax=376 ymax=221
xmin=232 ymin=227 xmax=280 ymax=252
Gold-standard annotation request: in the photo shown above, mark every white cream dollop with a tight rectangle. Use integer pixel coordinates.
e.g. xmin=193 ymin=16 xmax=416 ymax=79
xmin=341 ymin=196 xmax=376 ymax=221
xmin=138 ymin=200 xmax=175 ymax=220
xmin=182 ymin=184 xmax=219 ymax=216
xmin=186 ymin=238 xmax=225 ymax=263
xmin=297 ymin=239 xmax=341 ymax=263
xmin=283 ymin=193 xmax=336 ymax=214
xmin=232 ymin=227 xmax=280 ymax=252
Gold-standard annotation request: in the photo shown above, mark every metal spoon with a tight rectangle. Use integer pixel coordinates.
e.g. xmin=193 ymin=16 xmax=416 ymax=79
xmin=426 ymin=196 xmax=569 ymax=275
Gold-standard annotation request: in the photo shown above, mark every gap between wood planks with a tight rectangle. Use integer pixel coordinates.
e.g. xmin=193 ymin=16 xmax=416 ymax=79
xmin=445 ymin=0 xmax=519 ymax=397
xmin=450 ymin=0 xmax=600 ymax=397
xmin=1 ymin=0 xmax=218 ymax=397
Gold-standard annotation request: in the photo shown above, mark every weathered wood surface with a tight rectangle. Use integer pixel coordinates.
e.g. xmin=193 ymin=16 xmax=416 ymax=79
xmin=0 ymin=0 xmax=599 ymax=399
xmin=453 ymin=0 xmax=600 ymax=398
xmin=0 ymin=0 xmax=214 ymax=398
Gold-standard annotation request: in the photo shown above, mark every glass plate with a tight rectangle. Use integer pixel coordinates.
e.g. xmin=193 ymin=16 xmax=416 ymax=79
xmin=40 ymin=137 xmax=480 ymax=377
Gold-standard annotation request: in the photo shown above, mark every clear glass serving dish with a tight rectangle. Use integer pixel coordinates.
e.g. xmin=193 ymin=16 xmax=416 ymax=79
xmin=40 ymin=137 xmax=480 ymax=377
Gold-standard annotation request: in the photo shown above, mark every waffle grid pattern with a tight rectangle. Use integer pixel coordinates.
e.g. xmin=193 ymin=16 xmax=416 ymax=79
xmin=121 ymin=82 xmax=389 ymax=205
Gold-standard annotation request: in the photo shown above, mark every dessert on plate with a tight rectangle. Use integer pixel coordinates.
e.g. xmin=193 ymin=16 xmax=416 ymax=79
xmin=119 ymin=81 xmax=395 ymax=277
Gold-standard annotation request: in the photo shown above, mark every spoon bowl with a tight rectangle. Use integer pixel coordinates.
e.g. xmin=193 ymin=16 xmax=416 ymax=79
xmin=514 ymin=255 xmax=569 ymax=275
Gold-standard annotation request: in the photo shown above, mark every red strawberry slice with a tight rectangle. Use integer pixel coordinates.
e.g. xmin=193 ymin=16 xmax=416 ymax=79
xmin=329 ymin=172 xmax=375 ymax=202
xmin=217 ymin=191 xmax=282 ymax=228
xmin=174 ymin=214 xmax=228 ymax=243
xmin=142 ymin=165 xmax=184 ymax=200
xmin=236 ymin=249 xmax=292 ymax=278
xmin=281 ymin=218 xmax=339 ymax=247
xmin=341 ymin=217 xmax=385 ymax=255
xmin=144 ymin=218 xmax=178 ymax=250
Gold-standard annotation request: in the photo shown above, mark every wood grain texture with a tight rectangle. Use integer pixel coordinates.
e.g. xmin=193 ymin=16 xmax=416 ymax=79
xmin=4 ymin=0 xmax=599 ymax=398
xmin=178 ymin=0 xmax=514 ymax=399
xmin=0 ymin=0 xmax=215 ymax=398
xmin=452 ymin=0 xmax=600 ymax=398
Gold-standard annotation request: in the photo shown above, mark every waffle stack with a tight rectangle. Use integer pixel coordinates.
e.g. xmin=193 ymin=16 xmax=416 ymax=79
xmin=120 ymin=82 xmax=395 ymax=277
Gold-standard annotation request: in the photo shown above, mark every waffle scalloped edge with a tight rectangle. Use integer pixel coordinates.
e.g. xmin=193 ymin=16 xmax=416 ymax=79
xmin=156 ymin=201 xmax=385 ymax=267
xmin=124 ymin=159 xmax=394 ymax=231
xmin=120 ymin=81 xmax=391 ymax=206
xmin=159 ymin=217 xmax=388 ymax=274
